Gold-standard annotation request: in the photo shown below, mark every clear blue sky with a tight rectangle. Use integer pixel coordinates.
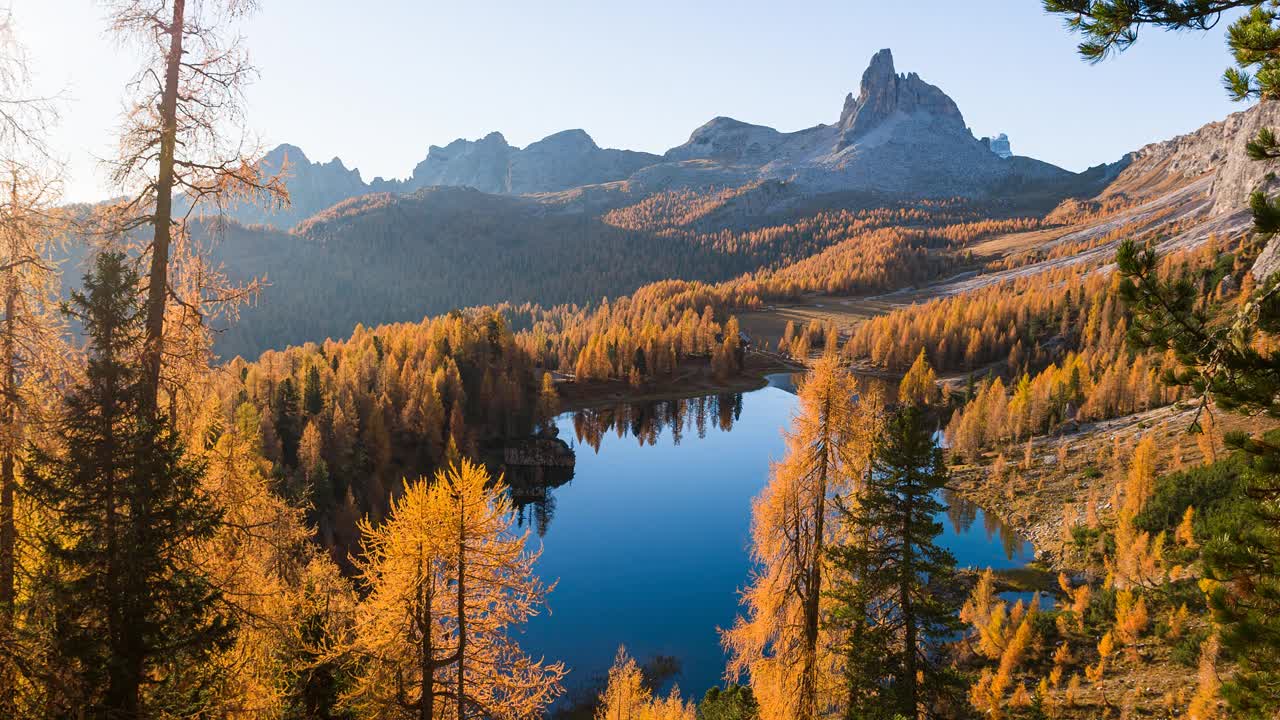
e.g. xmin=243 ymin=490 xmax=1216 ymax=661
xmin=16 ymin=0 xmax=1251 ymax=203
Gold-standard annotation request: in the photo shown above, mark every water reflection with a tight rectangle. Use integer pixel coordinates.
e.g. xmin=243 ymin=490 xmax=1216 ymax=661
xmin=507 ymin=463 xmax=573 ymax=537
xmin=570 ymin=393 xmax=745 ymax=452
xmin=510 ymin=388 xmax=1036 ymax=562
xmin=939 ymin=488 xmax=1035 ymax=568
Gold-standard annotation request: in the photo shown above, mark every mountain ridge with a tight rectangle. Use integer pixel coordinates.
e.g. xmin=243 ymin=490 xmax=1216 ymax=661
xmin=232 ymin=49 xmax=1086 ymax=230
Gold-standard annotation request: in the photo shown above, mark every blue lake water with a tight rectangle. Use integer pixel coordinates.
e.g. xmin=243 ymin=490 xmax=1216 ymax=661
xmin=518 ymin=375 xmax=1035 ymax=703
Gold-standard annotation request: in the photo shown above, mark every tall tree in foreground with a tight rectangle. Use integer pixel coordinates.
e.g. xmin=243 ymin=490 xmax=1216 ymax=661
xmin=827 ymin=405 xmax=963 ymax=720
xmin=0 ymin=11 xmax=65 ymax=715
xmin=23 ymin=252 xmax=231 ymax=717
xmin=104 ymin=0 xmax=286 ymax=413
xmin=0 ymin=160 xmax=66 ymax=720
xmin=722 ymin=356 xmax=882 ymax=720
xmin=1045 ymin=1 xmax=1280 ymax=714
xmin=343 ymin=459 xmax=565 ymax=719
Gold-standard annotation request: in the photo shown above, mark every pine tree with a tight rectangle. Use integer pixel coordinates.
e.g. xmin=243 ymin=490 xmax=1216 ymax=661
xmin=276 ymin=376 xmax=302 ymax=469
xmin=23 ymin=252 xmax=232 ymax=716
xmin=827 ymin=405 xmax=964 ymax=719
xmin=699 ymin=685 xmax=759 ymax=720
xmin=303 ymin=363 xmax=324 ymax=416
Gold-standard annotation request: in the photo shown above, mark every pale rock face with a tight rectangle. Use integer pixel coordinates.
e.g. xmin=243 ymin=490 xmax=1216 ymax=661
xmin=404 ymin=129 xmax=659 ymax=195
xmin=1099 ymin=99 xmax=1280 ymax=280
xmin=1109 ymin=100 xmax=1280 ymax=215
xmin=509 ymin=130 xmax=659 ymax=194
xmin=836 ymin=48 xmax=966 ymax=148
xmin=663 ymin=117 xmax=788 ymax=164
xmin=656 ymin=48 xmax=1075 ymax=198
xmin=408 ymin=132 xmax=514 ymax=195
xmin=985 ymin=134 xmax=1012 ymax=159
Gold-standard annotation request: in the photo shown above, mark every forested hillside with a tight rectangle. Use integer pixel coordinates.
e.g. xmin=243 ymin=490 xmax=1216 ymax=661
xmin=208 ymin=188 xmax=1073 ymax=358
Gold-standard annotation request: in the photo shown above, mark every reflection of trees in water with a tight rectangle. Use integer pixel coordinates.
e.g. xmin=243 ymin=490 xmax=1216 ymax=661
xmin=505 ymin=464 xmax=573 ymax=537
xmin=570 ymin=392 xmax=745 ymax=451
xmin=939 ymin=488 xmax=1029 ymax=562
xmin=999 ymin=524 xmax=1026 ymax=561
xmin=941 ymin=488 xmax=978 ymax=535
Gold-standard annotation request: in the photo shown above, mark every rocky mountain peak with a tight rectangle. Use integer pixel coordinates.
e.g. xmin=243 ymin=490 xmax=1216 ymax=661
xmin=527 ymin=129 xmax=598 ymax=152
xmin=836 ymin=49 xmax=965 ymax=148
xmin=262 ymin=143 xmax=308 ymax=167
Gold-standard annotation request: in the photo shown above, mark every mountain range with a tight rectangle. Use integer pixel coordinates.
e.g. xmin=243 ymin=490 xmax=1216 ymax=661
xmin=229 ymin=49 xmax=1108 ymax=231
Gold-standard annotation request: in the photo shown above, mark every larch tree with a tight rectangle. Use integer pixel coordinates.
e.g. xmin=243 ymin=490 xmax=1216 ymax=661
xmin=0 ymin=12 xmax=67 ymax=715
xmin=595 ymin=646 xmax=697 ymax=720
xmin=0 ymin=160 xmax=67 ymax=719
xmin=722 ymin=355 xmax=883 ymax=720
xmin=343 ymin=459 xmax=566 ymax=720
xmin=103 ymin=0 xmax=287 ymax=414
xmin=898 ymin=348 xmax=939 ymax=406
xmin=596 ymin=646 xmax=651 ymax=720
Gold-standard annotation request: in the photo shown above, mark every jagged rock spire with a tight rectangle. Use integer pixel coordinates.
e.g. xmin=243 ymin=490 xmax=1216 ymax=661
xmin=837 ymin=49 xmax=965 ymax=149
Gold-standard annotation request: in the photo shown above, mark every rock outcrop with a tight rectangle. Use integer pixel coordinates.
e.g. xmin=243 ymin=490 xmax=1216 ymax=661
xmin=403 ymin=129 xmax=660 ymax=195
xmin=404 ymin=131 xmax=513 ymax=195
xmin=1099 ymin=100 xmax=1280 ymax=215
xmin=984 ymin=134 xmax=1012 ymax=159
xmin=656 ymin=49 xmax=1079 ymax=198
xmin=836 ymin=48 xmax=965 ymax=148
xmin=503 ymin=435 xmax=576 ymax=468
xmin=226 ymin=144 xmax=370 ymax=229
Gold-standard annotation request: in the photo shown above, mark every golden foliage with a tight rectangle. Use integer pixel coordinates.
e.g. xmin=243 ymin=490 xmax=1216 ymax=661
xmin=595 ymin=647 xmax=696 ymax=720
xmin=898 ymin=348 xmax=939 ymax=406
xmin=722 ymin=356 xmax=882 ymax=720
xmin=342 ymin=460 xmax=566 ymax=719
xmin=1113 ymin=590 xmax=1150 ymax=661
xmin=1176 ymin=507 xmax=1197 ymax=548
xmin=1187 ymin=634 xmax=1223 ymax=720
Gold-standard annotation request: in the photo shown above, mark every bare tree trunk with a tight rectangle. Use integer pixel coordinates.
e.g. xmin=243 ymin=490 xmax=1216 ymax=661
xmin=900 ymin=490 xmax=918 ymax=718
xmin=456 ymin=489 xmax=467 ymax=720
xmin=143 ymin=0 xmax=185 ymax=415
xmin=418 ymin=556 xmax=434 ymax=720
xmin=0 ymin=173 xmax=18 ymax=716
xmin=800 ymin=391 xmax=833 ymax=720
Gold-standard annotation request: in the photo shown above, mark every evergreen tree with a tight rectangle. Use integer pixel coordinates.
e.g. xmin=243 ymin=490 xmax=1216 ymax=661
xmin=827 ymin=405 xmax=963 ymax=720
xmin=276 ymin=376 xmax=302 ymax=468
xmin=23 ymin=252 xmax=232 ymax=717
xmin=699 ymin=685 xmax=759 ymax=720
xmin=303 ymin=363 xmax=324 ymax=416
